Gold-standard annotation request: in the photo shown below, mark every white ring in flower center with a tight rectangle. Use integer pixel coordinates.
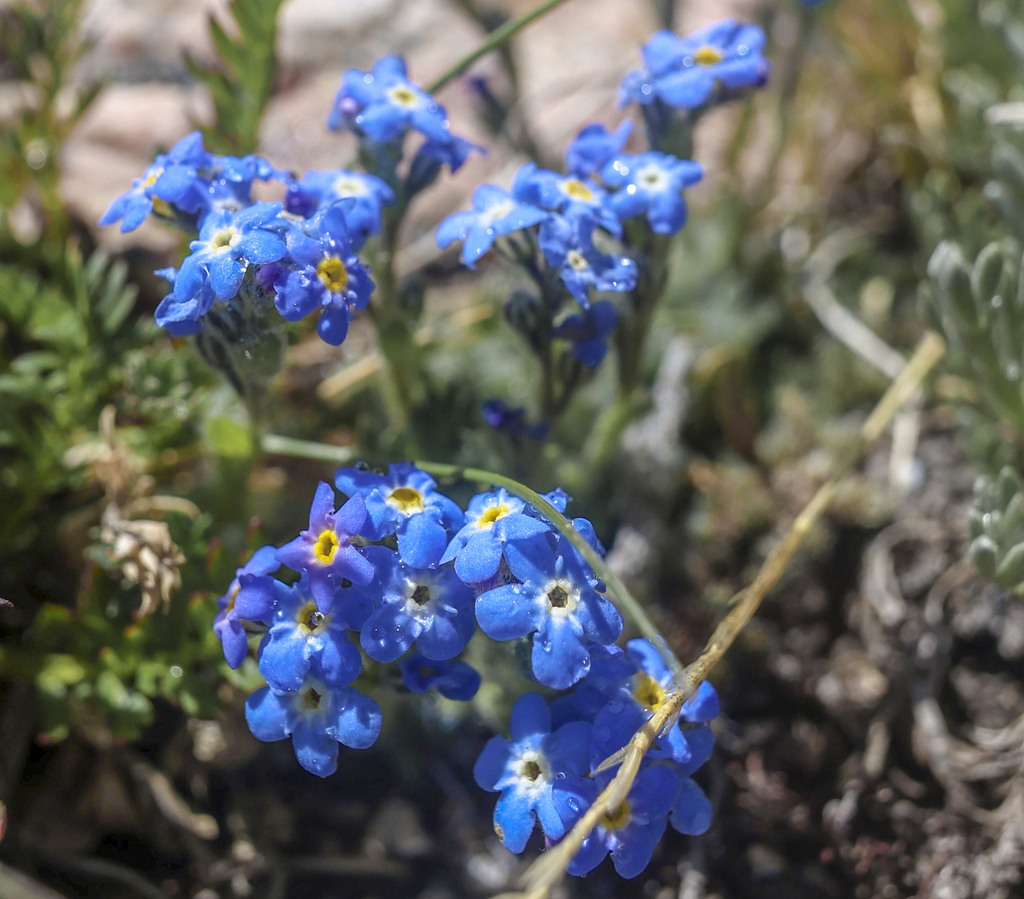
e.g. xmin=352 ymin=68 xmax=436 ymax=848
xmin=478 ymin=200 xmax=515 ymax=227
xmin=332 ymin=177 xmax=369 ymax=197
xmin=387 ymin=85 xmax=422 ymax=108
xmin=636 ymin=163 xmax=670 ymax=193
xmin=514 ymin=748 xmax=551 ymax=792
xmin=541 ymin=578 xmax=579 ymax=618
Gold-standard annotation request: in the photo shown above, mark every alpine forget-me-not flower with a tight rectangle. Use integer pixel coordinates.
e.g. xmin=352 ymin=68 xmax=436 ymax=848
xmin=436 ymin=184 xmax=549 ymax=269
xmin=245 ymin=668 xmax=382 ymax=777
xmin=473 ymin=692 xmax=592 ymax=852
xmin=213 ymin=545 xmax=281 ymax=669
xmin=357 ymin=546 xmax=476 ymax=663
xmin=275 ymin=482 xmax=374 ymax=614
xmin=475 ymin=533 xmax=623 ymax=690
xmin=334 ymin=463 xmax=464 ymax=569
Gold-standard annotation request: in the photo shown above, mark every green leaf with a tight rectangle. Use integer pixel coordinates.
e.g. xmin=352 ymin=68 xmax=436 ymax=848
xmin=207 ymin=416 xmax=253 ymax=457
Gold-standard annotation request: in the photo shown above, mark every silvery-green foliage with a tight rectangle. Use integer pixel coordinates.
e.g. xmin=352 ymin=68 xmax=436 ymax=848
xmin=969 ymin=466 xmax=1024 ymax=595
xmin=924 ymin=239 xmax=1024 ymax=434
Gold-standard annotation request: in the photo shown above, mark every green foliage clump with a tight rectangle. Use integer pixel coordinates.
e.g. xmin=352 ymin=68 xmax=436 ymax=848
xmin=969 ymin=465 xmax=1024 ymax=595
xmin=185 ymin=0 xmax=286 ymax=154
xmin=924 ymin=240 xmax=1024 ymax=435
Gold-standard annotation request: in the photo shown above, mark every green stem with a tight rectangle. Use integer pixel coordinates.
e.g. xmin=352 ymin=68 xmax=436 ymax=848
xmin=428 ymin=0 xmax=573 ymax=93
xmin=261 ymin=433 xmax=356 ymax=465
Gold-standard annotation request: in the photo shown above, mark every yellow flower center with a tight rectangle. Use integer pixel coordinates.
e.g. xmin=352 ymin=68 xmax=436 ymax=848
xmin=314 ymin=530 xmax=339 ymax=564
xmin=226 ymin=583 xmax=241 ymax=613
xmin=387 ymin=486 xmax=424 ymax=514
xmin=562 ymin=179 xmax=594 ymax=202
xmin=602 ymin=800 xmax=632 ymax=831
xmin=632 ymin=673 xmax=667 ymax=712
xmin=567 ymin=250 xmax=589 ymax=271
xmin=477 ymin=503 xmax=510 ymax=529
xmin=209 ymin=227 xmax=240 ymax=251
xmin=693 ymin=45 xmax=724 ymax=66
xmin=316 ymin=256 xmax=348 ymax=293
xmin=141 ymin=167 xmax=163 ymax=189
xmin=295 ymin=600 xmax=328 ymax=633
xmin=388 ymin=85 xmax=420 ymax=108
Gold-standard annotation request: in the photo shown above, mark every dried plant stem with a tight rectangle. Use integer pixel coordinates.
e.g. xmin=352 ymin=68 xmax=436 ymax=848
xmin=514 ymin=331 xmax=946 ymax=898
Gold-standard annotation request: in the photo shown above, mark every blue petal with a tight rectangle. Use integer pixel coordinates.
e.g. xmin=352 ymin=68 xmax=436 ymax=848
xmin=474 ymin=735 xmax=514 ymax=790
xmin=258 ymin=624 xmax=312 ymax=692
xmin=436 ymin=210 xmax=477 ymax=248
xmin=475 ymin=583 xmax=543 ymax=641
xmin=316 ymin=629 xmax=364 ymax=687
xmin=682 ymin=681 xmax=720 ymax=723
xmin=415 ymin=611 xmax=468 ymax=660
xmin=609 ymin=818 xmax=666 ymax=879
xmin=531 ymin=615 xmax=589 ymax=689
xmin=454 ymin=532 xmax=503 ymax=584
xmin=291 ymin=719 xmax=339 ymax=777
xmin=461 ymin=225 xmax=496 ymax=268
xmin=244 ymin=687 xmax=292 ymax=742
xmin=655 ymin=68 xmax=716 ymax=109
xmin=208 ymin=252 xmax=245 ymax=300
xmin=510 ymin=692 xmax=551 ymax=741
xmin=326 ymin=687 xmax=382 ymax=749
xmin=396 ymin=513 xmax=448 ymax=568
xmin=360 ymin=602 xmax=417 ymax=663
xmin=670 ymin=778 xmax=713 ymax=835
xmin=494 ymin=788 xmax=536 ymax=853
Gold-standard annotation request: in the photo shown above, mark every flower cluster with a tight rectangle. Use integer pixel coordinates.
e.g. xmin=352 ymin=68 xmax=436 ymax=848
xmin=213 ymin=465 xmax=621 ymax=770
xmin=475 ymin=641 xmax=719 ymax=876
xmin=619 ymin=20 xmax=770 ymax=113
xmin=215 ymin=467 xmax=719 ymax=879
xmin=99 ymin=56 xmax=479 ymax=351
xmin=432 ymin=23 xmax=768 ymax=388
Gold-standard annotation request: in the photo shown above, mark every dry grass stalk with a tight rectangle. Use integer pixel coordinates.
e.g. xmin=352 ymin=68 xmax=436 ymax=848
xmin=509 ymin=332 xmax=946 ymax=898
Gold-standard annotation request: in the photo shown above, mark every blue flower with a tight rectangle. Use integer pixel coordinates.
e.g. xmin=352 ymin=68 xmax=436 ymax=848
xmin=284 ymin=169 xmax=396 ymax=246
xmin=475 ymin=533 xmax=622 ymax=690
xmin=272 ymin=205 xmax=374 ymax=346
xmin=619 ymin=21 xmax=770 ymax=110
xmin=328 ymin=55 xmax=451 ymax=145
xmin=669 ymin=775 xmax=713 ymax=836
xmin=400 ymin=653 xmax=481 ymax=701
xmin=473 ymin=693 xmax=592 ymax=853
xmin=552 ymin=765 xmax=681 ymax=878
xmin=552 ymin=300 xmax=618 ymax=367
xmin=99 ymin=131 xmax=209 ymax=232
xmin=538 ymin=213 xmax=638 ymax=307
xmin=436 ymin=184 xmax=549 ymax=269
xmin=438 ymin=488 xmax=555 ymax=585
xmin=245 ymin=669 xmax=382 ymax=777
xmin=334 ymin=463 xmax=463 ymax=569
xmin=357 ymin=547 xmax=476 ymax=663
xmin=211 ymin=153 xmax=291 ymax=186
xmin=481 ymin=400 xmax=549 ymax=441
xmin=212 ymin=545 xmax=281 ymax=669
xmin=601 ymin=152 xmax=703 ymax=234
xmin=513 ymin=162 xmax=621 ymax=237
xmin=173 ymin=202 xmax=288 ymax=303
xmin=589 ymin=639 xmax=720 ymax=767
xmin=275 ymin=482 xmax=375 ymax=614
xmin=565 ymin=121 xmax=632 ymax=178
xmin=154 ymin=271 xmax=215 ymax=335
xmin=415 ymin=133 xmax=486 ymax=176
xmin=256 ymin=573 xmax=368 ymax=693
